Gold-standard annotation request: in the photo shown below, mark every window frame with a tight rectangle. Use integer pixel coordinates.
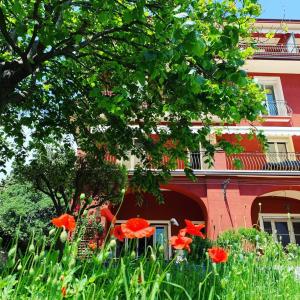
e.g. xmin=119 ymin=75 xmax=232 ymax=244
xmin=114 ymin=220 xmax=172 ymax=259
xmin=254 ymin=76 xmax=287 ymax=116
xmin=113 ymin=220 xmax=205 ymax=259
xmin=260 ymin=213 xmax=300 ymax=245
xmin=266 ymin=136 xmax=295 ymax=162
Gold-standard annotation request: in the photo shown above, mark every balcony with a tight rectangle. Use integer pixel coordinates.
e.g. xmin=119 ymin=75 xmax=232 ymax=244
xmin=107 ymin=152 xmax=300 ymax=173
xmin=226 ymin=152 xmax=300 ymax=171
xmin=240 ymin=43 xmax=300 ymax=60
xmin=262 ymin=100 xmax=292 ymax=117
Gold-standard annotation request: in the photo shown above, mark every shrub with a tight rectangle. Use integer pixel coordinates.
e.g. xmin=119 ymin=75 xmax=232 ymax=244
xmin=0 ymin=176 xmax=54 ymax=248
xmin=217 ymin=227 xmax=273 ymax=253
xmin=286 ymin=243 xmax=300 ymax=261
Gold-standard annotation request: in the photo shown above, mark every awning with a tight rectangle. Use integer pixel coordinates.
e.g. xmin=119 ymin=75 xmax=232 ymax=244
xmin=213 ymin=126 xmax=300 ymax=136
xmin=189 ymin=126 xmax=300 ymax=136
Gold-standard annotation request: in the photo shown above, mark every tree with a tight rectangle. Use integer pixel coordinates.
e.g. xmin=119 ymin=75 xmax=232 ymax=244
xmin=0 ymin=176 xmax=54 ymax=245
xmin=1 ymin=0 xmax=265 ymax=200
xmin=15 ymin=146 xmax=128 ymax=215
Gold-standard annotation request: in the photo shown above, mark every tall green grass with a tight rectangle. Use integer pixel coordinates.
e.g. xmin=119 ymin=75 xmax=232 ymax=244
xmin=0 ymin=231 xmax=300 ymax=299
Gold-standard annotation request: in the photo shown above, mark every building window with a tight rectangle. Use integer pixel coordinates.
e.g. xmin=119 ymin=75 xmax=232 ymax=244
xmin=264 ymin=85 xmax=278 ymax=116
xmin=188 ymin=143 xmax=209 ymax=170
xmin=260 ymin=214 xmax=300 ymax=247
xmin=254 ymin=76 xmax=288 ymax=116
xmin=189 ymin=152 xmax=202 ymax=169
xmin=267 ymin=141 xmax=288 ymax=162
xmin=114 ymin=221 xmax=170 ymax=259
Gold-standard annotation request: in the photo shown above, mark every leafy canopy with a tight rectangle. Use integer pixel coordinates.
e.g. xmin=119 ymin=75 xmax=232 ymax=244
xmin=14 ymin=146 xmax=128 ymax=215
xmin=0 ymin=0 xmax=265 ymax=200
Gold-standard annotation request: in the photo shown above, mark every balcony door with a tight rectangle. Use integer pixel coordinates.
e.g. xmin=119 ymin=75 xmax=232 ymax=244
xmin=264 ymin=85 xmax=278 ymax=116
xmin=267 ymin=142 xmax=288 ymax=163
xmin=255 ymin=76 xmax=287 ymax=116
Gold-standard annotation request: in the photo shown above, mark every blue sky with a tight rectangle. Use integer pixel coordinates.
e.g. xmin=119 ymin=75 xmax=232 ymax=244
xmin=259 ymin=0 xmax=300 ymax=19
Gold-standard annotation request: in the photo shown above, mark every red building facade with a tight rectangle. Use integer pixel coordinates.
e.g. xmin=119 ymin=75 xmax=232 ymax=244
xmin=112 ymin=19 xmax=300 ymax=257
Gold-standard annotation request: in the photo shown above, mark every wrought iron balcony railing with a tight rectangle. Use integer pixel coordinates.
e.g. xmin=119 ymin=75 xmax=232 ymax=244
xmin=240 ymin=43 xmax=300 ymax=59
xmin=262 ymin=100 xmax=292 ymax=117
xmin=226 ymin=152 xmax=300 ymax=171
xmin=107 ymin=152 xmax=300 ymax=172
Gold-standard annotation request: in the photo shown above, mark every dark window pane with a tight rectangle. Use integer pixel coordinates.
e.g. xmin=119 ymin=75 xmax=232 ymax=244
xmin=263 ymin=221 xmax=272 ymax=234
xmin=137 ymin=238 xmax=146 ymax=256
xmin=116 ymin=240 xmax=125 ymax=257
xmin=277 ymin=234 xmax=290 ymax=247
xmin=275 ymin=222 xmax=290 ymax=246
xmin=275 ymin=222 xmax=289 ymax=234
xmin=292 ymin=222 xmax=300 ymax=235
xmin=295 ymin=235 xmax=300 ymax=245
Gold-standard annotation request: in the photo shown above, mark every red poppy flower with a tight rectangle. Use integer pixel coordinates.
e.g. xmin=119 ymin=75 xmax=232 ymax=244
xmin=180 ymin=220 xmax=205 ymax=238
xmin=121 ymin=218 xmax=155 ymax=239
xmin=170 ymin=235 xmax=193 ymax=252
xmin=61 ymin=286 xmax=67 ymax=297
xmin=100 ymin=207 xmax=116 ymax=224
xmin=52 ymin=214 xmax=76 ymax=232
xmin=88 ymin=240 xmax=97 ymax=251
xmin=208 ymin=247 xmax=228 ymax=263
xmin=112 ymin=225 xmax=125 ymax=242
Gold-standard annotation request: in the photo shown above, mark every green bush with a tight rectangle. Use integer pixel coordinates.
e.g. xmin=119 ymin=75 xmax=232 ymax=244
xmin=286 ymin=243 xmax=300 ymax=261
xmin=217 ymin=227 xmax=273 ymax=253
xmin=0 ymin=177 xmax=54 ymax=247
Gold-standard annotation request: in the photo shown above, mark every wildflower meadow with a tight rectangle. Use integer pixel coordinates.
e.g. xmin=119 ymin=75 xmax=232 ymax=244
xmin=1 ymin=209 xmax=300 ymax=300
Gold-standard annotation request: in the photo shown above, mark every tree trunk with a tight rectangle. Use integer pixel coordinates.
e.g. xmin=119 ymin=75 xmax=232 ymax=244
xmin=0 ymin=61 xmax=32 ymax=110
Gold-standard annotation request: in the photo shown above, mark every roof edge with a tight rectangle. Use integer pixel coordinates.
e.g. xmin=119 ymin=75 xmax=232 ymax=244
xmin=256 ymin=18 xmax=300 ymax=24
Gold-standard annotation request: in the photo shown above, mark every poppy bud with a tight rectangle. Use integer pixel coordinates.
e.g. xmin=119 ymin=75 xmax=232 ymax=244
xmin=29 ymin=244 xmax=35 ymax=252
xmin=83 ymin=209 xmax=88 ymax=217
xmin=158 ymin=245 xmax=164 ymax=253
xmin=29 ymin=267 xmax=34 ymax=275
xmin=108 ymin=239 xmax=116 ymax=249
xmin=49 ymin=228 xmax=56 ymax=236
xmin=33 ymin=255 xmax=39 ymax=263
xmin=150 ymin=254 xmax=156 ymax=262
xmin=121 ymin=188 xmax=125 ymax=195
xmin=39 ymin=250 xmax=45 ymax=258
xmin=8 ymin=247 xmax=16 ymax=258
xmin=80 ymin=193 xmax=86 ymax=200
xmin=60 ymin=230 xmax=68 ymax=243
xmin=17 ymin=263 xmax=22 ymax=271
xmin=130 ymin=251 xmax=136 ymax=259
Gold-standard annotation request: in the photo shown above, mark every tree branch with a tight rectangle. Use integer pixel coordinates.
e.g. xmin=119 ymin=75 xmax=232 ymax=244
xmin=25 ymin=0 xmax=42 ymax=55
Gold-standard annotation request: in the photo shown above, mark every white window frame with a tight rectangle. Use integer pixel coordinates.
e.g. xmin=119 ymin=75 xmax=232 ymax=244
xmin=114 ymin=220 xmax=172 ymax=259
xmin=114 ymin=220 xmax=205 ymax=259
xmin=260 ymin=213 xmax=300 ymax=245
xmin=254 ymin=76 xmax=287 ymax=116
xmin=266 ymin=136 xmax=295 ymax=162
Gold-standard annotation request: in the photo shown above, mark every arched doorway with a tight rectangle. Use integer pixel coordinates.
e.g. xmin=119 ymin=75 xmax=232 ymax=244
xmin=112 ymin=190 xmax=207 ymax=258
xmin=251 ymin=190 xmax=300 ymax=246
